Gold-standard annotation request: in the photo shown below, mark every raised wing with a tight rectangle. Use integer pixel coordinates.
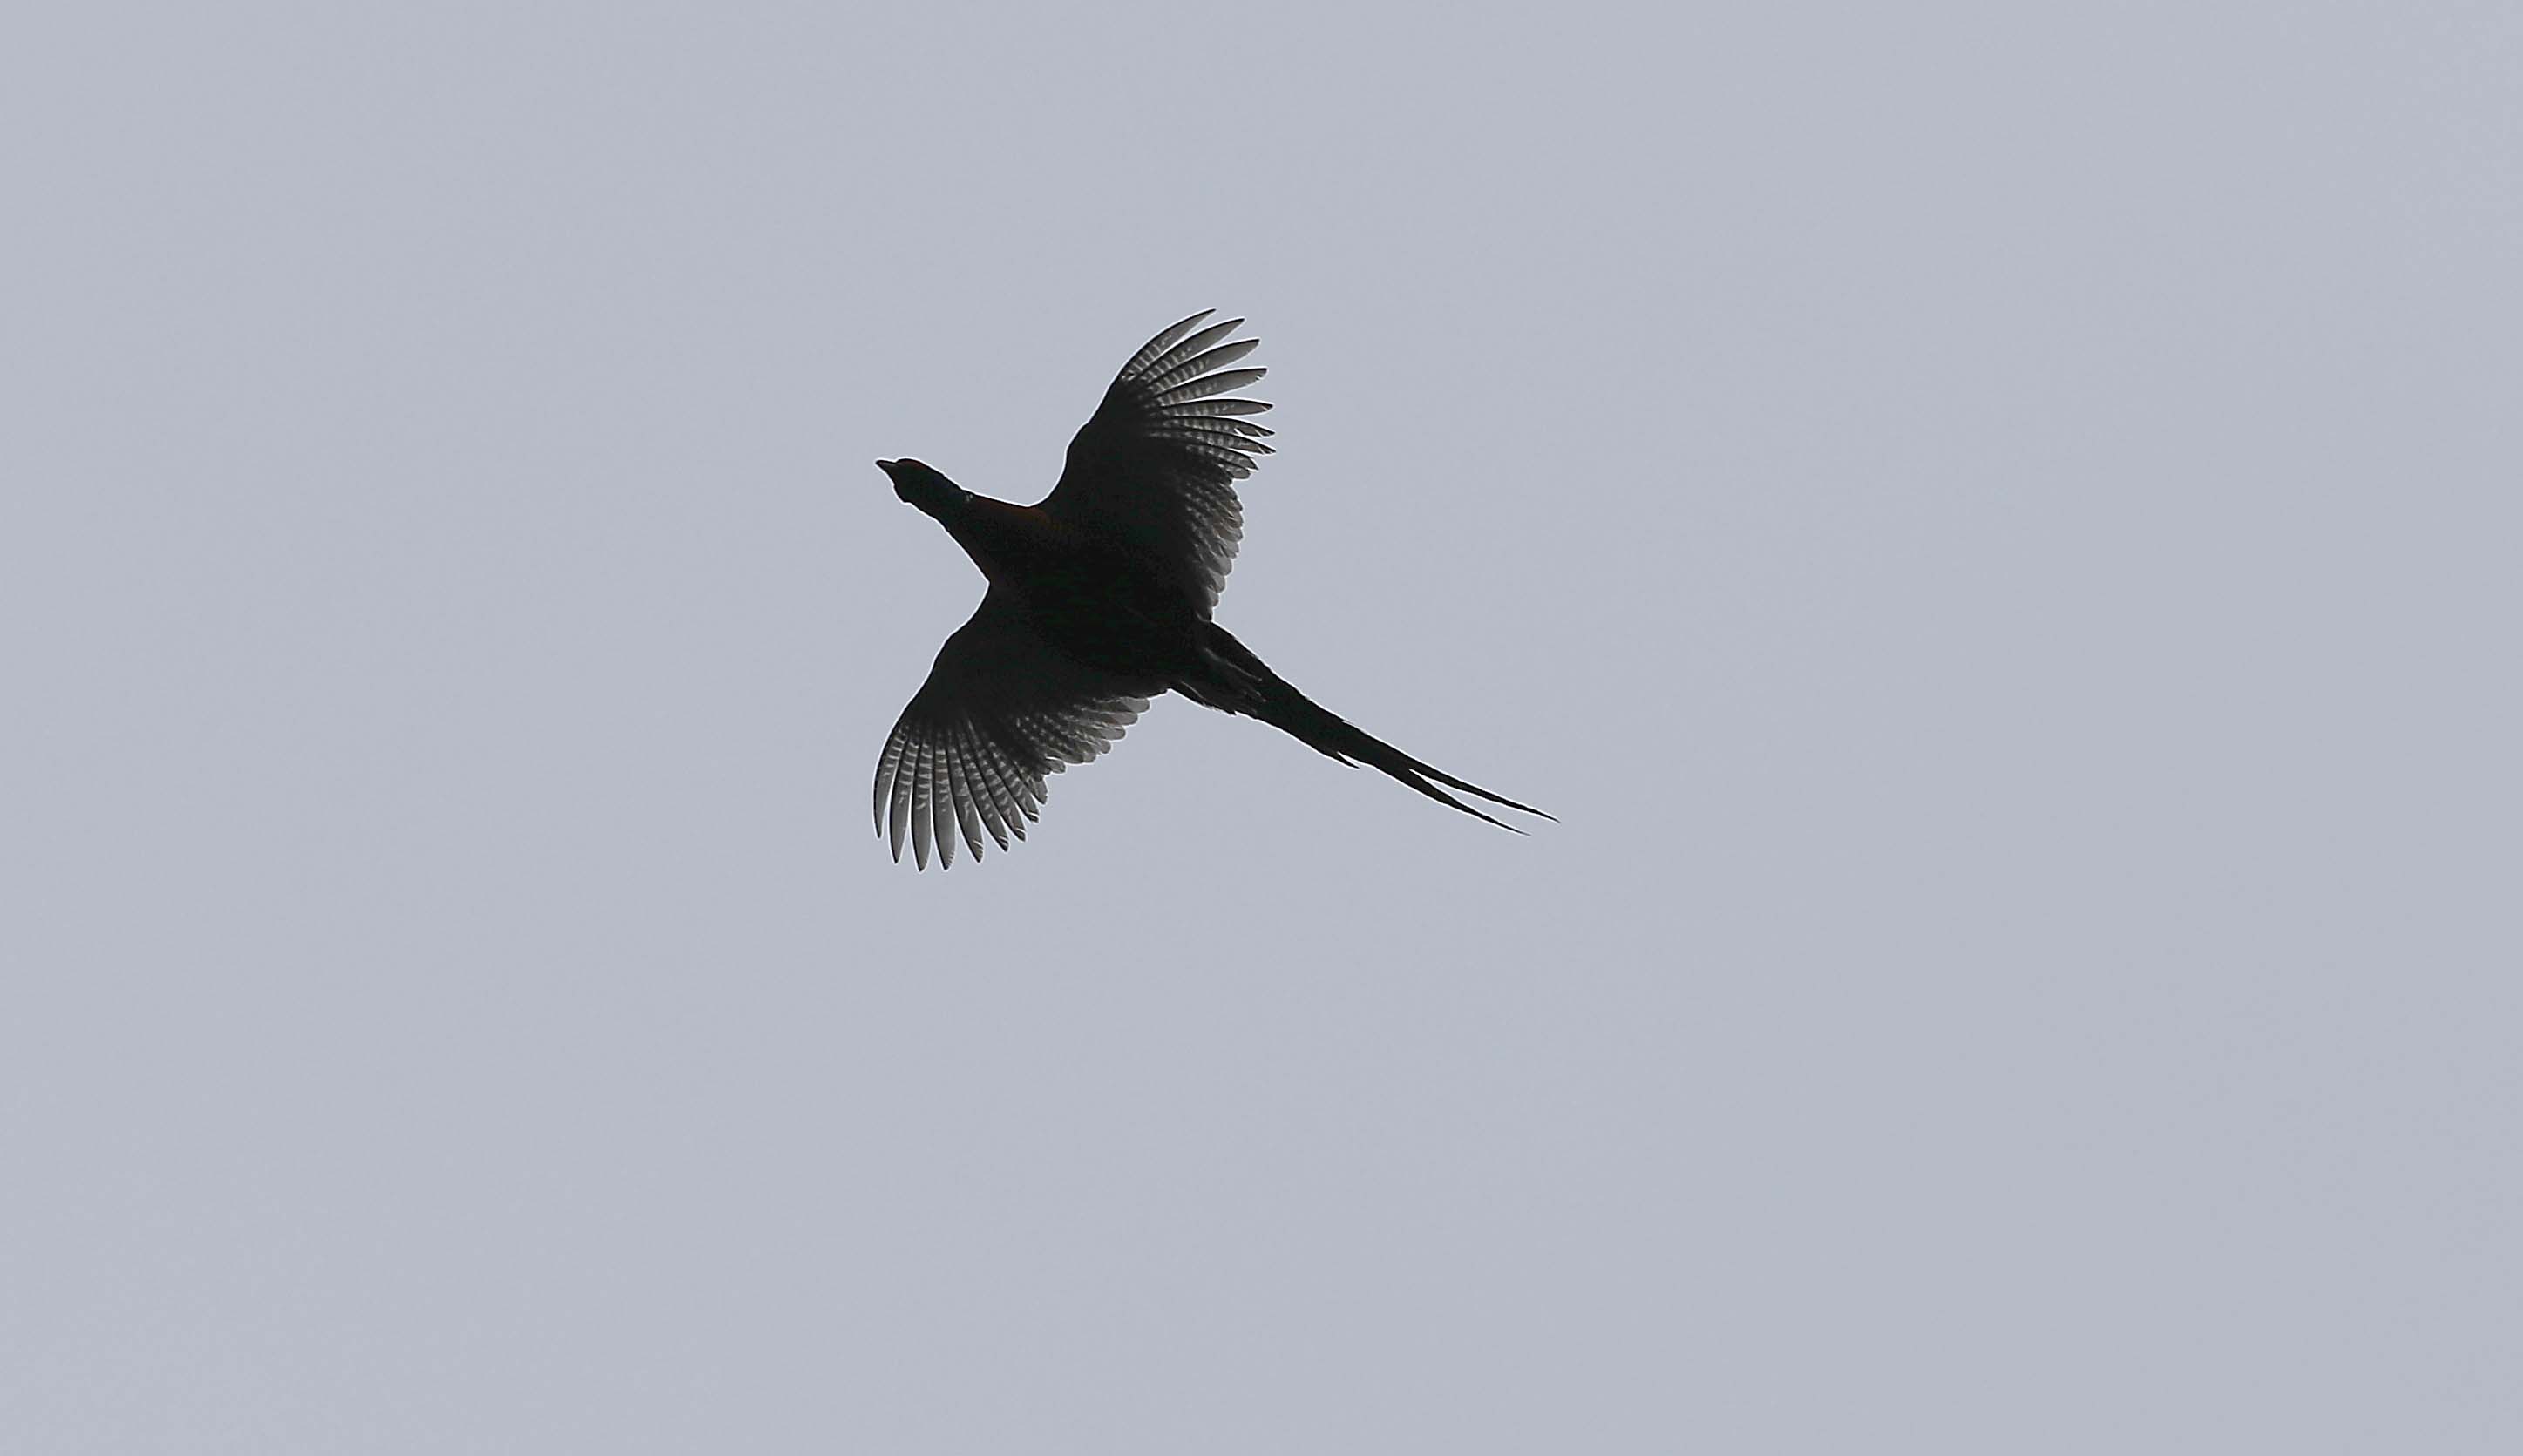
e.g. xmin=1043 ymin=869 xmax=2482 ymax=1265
xmin=873 ymin=591 xmax=1158 ymax=870
xmin=1040 ymin=310 xmax=1273 ymax=614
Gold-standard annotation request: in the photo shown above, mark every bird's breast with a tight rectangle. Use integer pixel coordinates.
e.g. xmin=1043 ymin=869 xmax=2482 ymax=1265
xmin=937 ymin=498 xmax=1201 ymax=673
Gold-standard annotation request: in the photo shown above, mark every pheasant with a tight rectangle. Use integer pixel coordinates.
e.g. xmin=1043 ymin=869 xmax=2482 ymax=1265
xmin=874 ymin=311 xmax=1548 ymax=868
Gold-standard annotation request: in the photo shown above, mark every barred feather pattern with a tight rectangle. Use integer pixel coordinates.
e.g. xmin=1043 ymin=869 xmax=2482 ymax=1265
xmin=1043 ymin=310 xmax=1273 ymax=614
xmin=872 ymin=593 xmax=1156 ymax=870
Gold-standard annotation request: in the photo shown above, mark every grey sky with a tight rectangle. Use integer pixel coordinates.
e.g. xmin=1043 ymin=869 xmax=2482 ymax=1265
xmin=4 ymin=2 xmax=2517 ymax=1451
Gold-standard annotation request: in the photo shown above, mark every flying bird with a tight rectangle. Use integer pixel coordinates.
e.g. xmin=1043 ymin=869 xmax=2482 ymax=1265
xmin=874 ymin=310 xmax=1548 ymax=868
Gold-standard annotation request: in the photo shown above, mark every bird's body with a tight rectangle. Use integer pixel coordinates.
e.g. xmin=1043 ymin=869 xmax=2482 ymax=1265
xmin=875 ymin=312 xmax=1546 ymax=868
xmin=898 ymin=480 xmax=1195 ymax=681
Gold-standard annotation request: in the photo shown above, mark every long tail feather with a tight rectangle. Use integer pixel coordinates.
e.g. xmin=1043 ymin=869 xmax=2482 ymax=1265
xmin=1187 ymin=626 xmax=1553 ymax=830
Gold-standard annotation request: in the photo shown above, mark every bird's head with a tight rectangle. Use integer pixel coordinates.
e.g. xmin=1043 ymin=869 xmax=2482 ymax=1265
xmin=876 ymin=458 xmax=965 ymax=516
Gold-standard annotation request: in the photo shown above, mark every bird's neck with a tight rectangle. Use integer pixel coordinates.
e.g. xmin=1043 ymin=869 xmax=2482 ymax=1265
xmin=939 ymin=494 xmax=1068 ymax=586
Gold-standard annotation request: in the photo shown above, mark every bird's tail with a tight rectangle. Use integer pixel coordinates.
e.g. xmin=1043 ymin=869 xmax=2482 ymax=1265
xmin=1177 ymin=624 xmax=1551 ymax=831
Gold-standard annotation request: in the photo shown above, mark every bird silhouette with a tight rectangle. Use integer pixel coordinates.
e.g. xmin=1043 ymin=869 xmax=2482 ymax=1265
xmin=874 ymin=311 xmax=1549 ymax=868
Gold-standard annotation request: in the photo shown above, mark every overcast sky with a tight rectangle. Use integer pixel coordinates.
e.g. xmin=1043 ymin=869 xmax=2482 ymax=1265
xmin=4 ymin=3 xmax=2518 ymax=1452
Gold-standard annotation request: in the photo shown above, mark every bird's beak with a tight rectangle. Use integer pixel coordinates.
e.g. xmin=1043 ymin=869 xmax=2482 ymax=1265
xmin=875 ymin=459 xmax=898 ymax=475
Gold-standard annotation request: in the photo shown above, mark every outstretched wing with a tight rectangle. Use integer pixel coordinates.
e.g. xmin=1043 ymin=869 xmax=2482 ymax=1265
xmin=874 ymin=591 xmax=1159 ymax=870
xmin=1040 ymin=310 xmax=1273 ymax=615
